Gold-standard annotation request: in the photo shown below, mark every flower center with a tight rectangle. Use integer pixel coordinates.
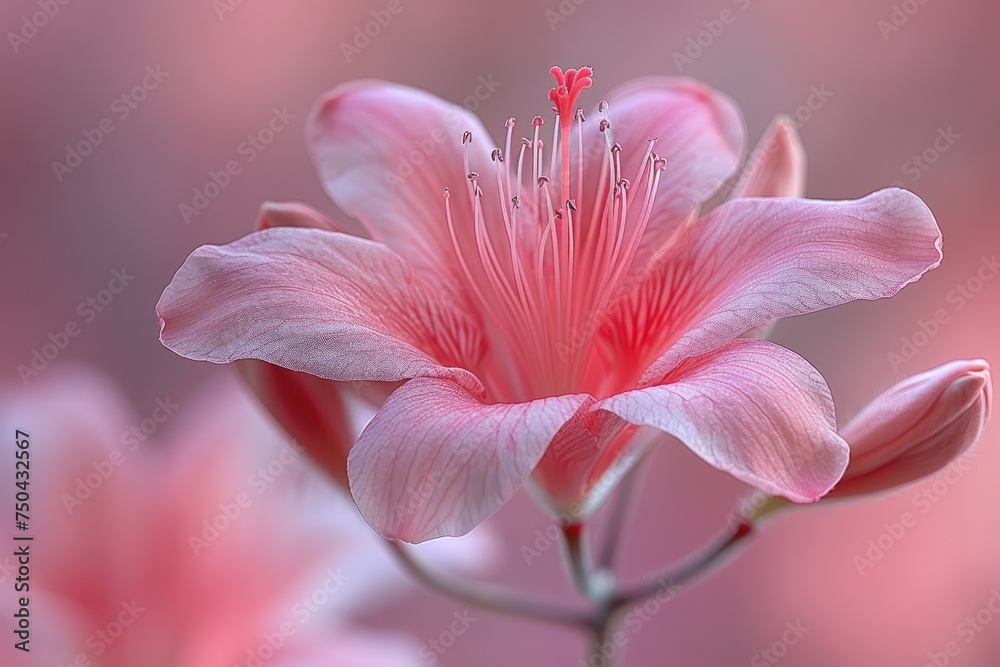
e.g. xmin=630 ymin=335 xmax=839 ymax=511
xmin=444 ymin=66 xmax=667 ymax=402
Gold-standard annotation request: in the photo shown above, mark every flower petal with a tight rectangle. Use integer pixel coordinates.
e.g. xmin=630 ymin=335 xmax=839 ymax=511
xmin=582 ymin=77 xmax=744 ymax=273
xmin=594 ymin=188 xmax=941 ymax=389
xmin=597 ymin=339 xmax=848 ymax=502
xmin=308 ymin=80 xmax=498 ymax=289
xmin=256 ymin=200 xmax=355 ymax=234
xmin=348 ymin=377 xmax=588 ymax=542
xmin=157 ymin=227 xmax=484 ymax=392
xmin=732 ymin=115 xmax=807 ymax=198
xmin=530 ymin=406 xmax=643 ymax=519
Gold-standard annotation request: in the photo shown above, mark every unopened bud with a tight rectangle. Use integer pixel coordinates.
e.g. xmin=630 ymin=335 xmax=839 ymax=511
xmin=829 ymin=359 xmax=991 ymax=498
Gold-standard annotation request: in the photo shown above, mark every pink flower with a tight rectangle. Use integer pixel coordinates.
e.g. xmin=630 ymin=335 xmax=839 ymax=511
xmin=829 ymin=359 xmax=992 ymax=498
xmin=157 ymin=67 xmax=942 ymax=542
xmin=1 ymin=369 xmax=420 ymax=667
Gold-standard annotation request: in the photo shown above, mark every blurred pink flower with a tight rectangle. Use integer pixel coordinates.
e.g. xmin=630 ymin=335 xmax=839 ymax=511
xmin=157 ymin=66 xmax=942 ymax=542
xmin=829 ymin=359 xmax=992 ymax=498
xmin=1 ymin=369 xmax=418 ymax=667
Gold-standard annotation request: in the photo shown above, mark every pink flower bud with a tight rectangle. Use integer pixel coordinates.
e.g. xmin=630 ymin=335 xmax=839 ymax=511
xmin=830 ymin=359 xmax=991 ymax=498
xmin=238 ymin=360 xmax=355 ymax=487
xmin=237 ymin=360 xmax=401 ymax=489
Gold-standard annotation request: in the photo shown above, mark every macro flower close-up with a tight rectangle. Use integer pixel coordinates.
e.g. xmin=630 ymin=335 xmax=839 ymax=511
xmin=158 ymin=67 xmax=942 ymax=542
xmin=5 ymin=1 xmax=999 ymax=664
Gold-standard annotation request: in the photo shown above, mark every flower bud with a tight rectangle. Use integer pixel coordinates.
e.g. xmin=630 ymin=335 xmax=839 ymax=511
xmin=829 ymin=359 xmax=991 ymax=498
xmin=238 ymin=360 xmax=356 ymax=487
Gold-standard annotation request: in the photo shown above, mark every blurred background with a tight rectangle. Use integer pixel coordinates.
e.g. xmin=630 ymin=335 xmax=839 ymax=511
xmin=2 ymin=0 xmax=999 ymax=664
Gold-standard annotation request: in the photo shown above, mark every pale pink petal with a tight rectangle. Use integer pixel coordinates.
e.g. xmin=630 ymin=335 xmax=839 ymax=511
xmin=597 ymin=339 xmax=848 ymax=502
xmin=256 ymin=200 xmax=355 ymax=234
xmin=348 ymin=378 xmax=588 ymax=542
xmin=733 ymin=115 xmax=807 ymax=198
xmin=308 ymin=80 xmax=498 ymax=289
xmin=157 ymin=227 xmax=484 ymax=392
xmin=581 ymin=77 xmax=744 ymax=273
xmin=594 ymin=188 xmax=941 ymax=389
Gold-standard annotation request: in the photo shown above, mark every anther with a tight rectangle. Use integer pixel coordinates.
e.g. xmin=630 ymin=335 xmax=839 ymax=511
xmin=574 ymin=108 xmax=586 ymax=122
xmin=505 ymin=117 xmax=516 ymax=128
xmin=611 ymin=142 xmax=622 ymax=154
xmin=598 ymin=99 xmax=609 ymax=113
xmin=567 ymin=199 xmax=578 ymax=211
xmin=532 ymin=115 xmax=545 ymax=127
xmin=599 ymin=119 xmax=611 ymax=133
xmin=537 ymin=176 xmax=549 ymax=186
xmin=491 ymin=149 xmax=504 ymax=162
xmin=462 ymin=131 xmax=473 ymax=144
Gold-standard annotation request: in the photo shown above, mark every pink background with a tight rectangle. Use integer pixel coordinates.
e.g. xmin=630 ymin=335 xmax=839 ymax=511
xmin=3 ymin=0 xmax=999 ymax=664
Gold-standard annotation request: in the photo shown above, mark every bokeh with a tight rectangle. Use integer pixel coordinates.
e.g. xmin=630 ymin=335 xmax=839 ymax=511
xmin=2 ymin=0 xmax=998 ymax=664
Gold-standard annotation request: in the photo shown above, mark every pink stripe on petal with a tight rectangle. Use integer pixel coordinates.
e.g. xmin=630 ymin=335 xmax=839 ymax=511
xmin=596 ymin=188 xmax=941 ymax=389
xmin=598 ymin=339 xmax=848 ymax=502
xmin=157 ymin=227 xmax=485 ymax=392
xmin=348 ymin=378 xmax=588 ymax=542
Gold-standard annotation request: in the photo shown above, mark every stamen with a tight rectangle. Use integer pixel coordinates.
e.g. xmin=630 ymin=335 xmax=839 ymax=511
xmin=440 ymin=67 xmax=673 ymax=399
xmin=504 ymin=117 xmax=516 ymax=201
